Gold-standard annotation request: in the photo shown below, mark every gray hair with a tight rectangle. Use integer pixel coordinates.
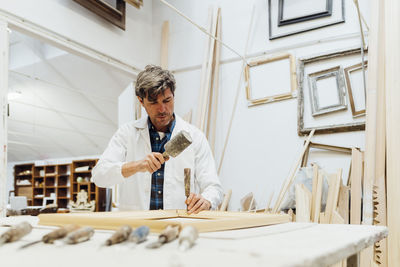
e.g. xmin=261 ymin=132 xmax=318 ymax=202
xmin=135 ymin=65 xmax=176 ymax=102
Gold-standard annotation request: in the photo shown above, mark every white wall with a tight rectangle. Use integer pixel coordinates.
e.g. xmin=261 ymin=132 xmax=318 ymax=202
xmin=151 ymin=0 xmax=369 ymax=210
xmin=0 ymin=0 xmax=153 ymax=69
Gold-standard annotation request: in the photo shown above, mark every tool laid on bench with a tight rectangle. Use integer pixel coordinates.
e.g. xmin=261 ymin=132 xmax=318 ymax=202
xmin=146 ymin=225 xmax=180 ymax=249
xmin=0 ymin=221 xmax=32 ymax=246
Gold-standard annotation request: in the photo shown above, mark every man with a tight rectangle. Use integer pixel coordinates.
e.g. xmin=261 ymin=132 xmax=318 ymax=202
xmin=92 ymin=65 xmax=223 ymax=214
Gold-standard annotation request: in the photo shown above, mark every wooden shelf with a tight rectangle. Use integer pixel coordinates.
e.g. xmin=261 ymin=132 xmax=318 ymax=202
xmin=15 ymin=159 xmax=104 ymax=211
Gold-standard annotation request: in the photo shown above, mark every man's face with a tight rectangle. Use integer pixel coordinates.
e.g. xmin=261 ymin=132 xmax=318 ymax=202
xmin=139 ymin=88 xmax=174 ymax=132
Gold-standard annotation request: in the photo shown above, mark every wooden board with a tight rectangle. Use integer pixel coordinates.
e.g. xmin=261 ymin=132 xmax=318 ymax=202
xmin=350 ymin=148 xmax=363 ymax=225
xmin=38 ymin=210 xmax=290 ymax=233
xmin=160 ymin=21 xmax=169 ymax=69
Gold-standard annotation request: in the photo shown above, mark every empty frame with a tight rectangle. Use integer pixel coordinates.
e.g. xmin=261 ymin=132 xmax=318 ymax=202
xmin=344 ymin=62 xmax=367 ymax=117
xmin=269 ymin=0 xmax=344 ymax=40
xmin=298 ymin=48 xmax=366 ymax=135
xmin=308 ymin=66 xmax=347 ymax=116
xmin=244 ymin=53 xmax=296 ymax=107
xmin=279 ymin=0 xmax=333 ymax=26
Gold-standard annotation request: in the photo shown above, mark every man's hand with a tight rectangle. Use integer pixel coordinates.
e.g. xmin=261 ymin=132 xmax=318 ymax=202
xmin=122 ymin=152 xmax=167 ymax=177
xmin=139 ymin=152 xmax=166 ymax=173
xmin=185 ymin=193 xmax=211 ymax=214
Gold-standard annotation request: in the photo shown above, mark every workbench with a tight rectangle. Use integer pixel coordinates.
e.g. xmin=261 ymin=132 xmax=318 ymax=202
xmin=0 ymin=216 xmax=387 ymax=267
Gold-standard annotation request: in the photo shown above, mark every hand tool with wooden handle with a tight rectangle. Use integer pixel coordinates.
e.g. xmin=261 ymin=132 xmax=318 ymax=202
xmin=162 ymin=130 xmax=192 ymax=159
xmin=146 ymin=225 xmax=180 ymax=249
xmin=105 ymin=225 xmax=132 ymax=246
xmin=179 ymin=226 xmax=198 ymax=251
xmin=65 ymin=226 xmax=94 ymax=244
xmin=19 ymin=224 xmax=80 ymax=249
xmin=129 ymin=225 xmax=150 ymax=244
xmin=0 ymin=221 xmax=32 ymax=245
xmin=184 ymin=168 xmax=191 ymax=210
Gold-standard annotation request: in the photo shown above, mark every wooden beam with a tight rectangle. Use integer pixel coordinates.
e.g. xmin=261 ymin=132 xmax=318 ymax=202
xmin=310 ymin=163 xmax=319 ymax=221
xmin=385 ymin=0 xmax=400 ymax=265
xmin=295 ymin=184 xmax=311 ymax=222
xmin=0 ymin=20 xmax=8 ymax=218
xmin=350 ymin=148 xmax=363 ymax=225
xmin=39 ymin=210 xmax=291 ymax=233
xmin=323 ymin=170 xmax=342 ymax=224
xmin=273 ymin=129 xmax=315 ymax=213
xmin=337 ymin=184 xmax=350 ymax=224
xmin=219 ymin=189 xmax=232 ymax=211
xmin=160 ymin=21 xmax=169 ymax=69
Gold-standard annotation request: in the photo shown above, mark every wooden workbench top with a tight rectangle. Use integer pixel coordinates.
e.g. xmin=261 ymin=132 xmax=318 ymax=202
xmin=0 ymin=216 xmax=387 ymax=267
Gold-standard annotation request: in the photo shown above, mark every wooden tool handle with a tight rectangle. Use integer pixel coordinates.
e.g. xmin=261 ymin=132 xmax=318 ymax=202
xmin=184 ymin=168 xmax=191 ymax=198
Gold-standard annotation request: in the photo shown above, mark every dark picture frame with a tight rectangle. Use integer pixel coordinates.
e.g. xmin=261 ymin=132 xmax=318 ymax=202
xmin=278 ymin=0 xmax=333 ymax=26
xmin=73 ymin=0 xmax=126 ymax=30
xmin=268 ymin=0 xmax=345 ymax=40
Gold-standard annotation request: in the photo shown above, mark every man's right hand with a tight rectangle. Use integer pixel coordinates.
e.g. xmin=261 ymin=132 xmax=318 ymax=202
xmin=122 ymin=152 xmax=166 ymax=177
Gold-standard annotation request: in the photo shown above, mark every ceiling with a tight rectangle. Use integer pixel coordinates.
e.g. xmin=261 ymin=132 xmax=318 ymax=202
xmin=7 ymin=30 xmax=134 ymax=162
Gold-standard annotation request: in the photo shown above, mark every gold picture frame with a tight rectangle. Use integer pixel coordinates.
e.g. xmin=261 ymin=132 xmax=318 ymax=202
xmin=244 ymin=53 xmax=297 ymax=107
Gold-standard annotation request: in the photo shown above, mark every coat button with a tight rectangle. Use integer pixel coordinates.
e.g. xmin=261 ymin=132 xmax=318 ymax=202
xmin=158 ymin=190 xmax=162 ymax=195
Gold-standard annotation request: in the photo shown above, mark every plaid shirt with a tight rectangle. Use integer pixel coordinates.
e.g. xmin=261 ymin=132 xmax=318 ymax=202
xmin=148 ymin=116 xmax=176 ymax=210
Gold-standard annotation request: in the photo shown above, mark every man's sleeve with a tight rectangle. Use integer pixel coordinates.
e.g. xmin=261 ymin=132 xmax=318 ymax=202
xmin=91 ymin=126 xmax=128 ymax=188
xmin=194 ymin=132 xmax=223 ymax=210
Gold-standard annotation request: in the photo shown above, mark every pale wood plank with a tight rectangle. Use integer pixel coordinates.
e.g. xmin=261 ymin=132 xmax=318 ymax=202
xmin=160 ymin=21 xmax=169 ymax=69
xmin=273 ymin=129 xmax=315 ymax=213
xmin=350 ymin=148 xmax=363 ymax=225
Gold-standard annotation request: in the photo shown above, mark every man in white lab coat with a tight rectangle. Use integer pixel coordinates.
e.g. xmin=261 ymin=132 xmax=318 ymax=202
xmin=92 ymin=65 xmax=223 ymax=214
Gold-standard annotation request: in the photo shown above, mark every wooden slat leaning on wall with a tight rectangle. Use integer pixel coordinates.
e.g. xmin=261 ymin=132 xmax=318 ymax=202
xmin=350 ymin=148 xmax=363 ymax=225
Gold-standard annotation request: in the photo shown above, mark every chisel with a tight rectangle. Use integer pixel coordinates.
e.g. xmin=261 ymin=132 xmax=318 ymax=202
xmin=146 ymin=225 xmax=180 ymax=249
xmin=179 ymin=226 xmax=198 ymax=251
xmin=0 ymin=221 xmax=32 ymax=245
xmin=184 ymin=168 xmax=191 ymax=210
xmin=19 ymin=224 xmax=80 ymax=249
xmin=64 ymin=226 xmax=94 ymax=244
xmin=129 ymin=225 xmax=150 ymax=244
xmin=104 ymin=225 xmax=132 ymax=246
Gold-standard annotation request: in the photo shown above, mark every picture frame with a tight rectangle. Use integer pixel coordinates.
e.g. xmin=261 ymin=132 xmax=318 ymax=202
xmin=344 ymin=61 xmax=368 ymax=117
xmin=278 ymin=0 xmax=333 ymax=26
xmin=73 ymin=0 xmax=126 ymax=30
xmin=244 ymin=53 xmax=297 ymax=107
xmin=38 ymin=210 xmax=291 ymax=233
xmin=308 ymin=66 xmax=347 ymax=117
xmin=268 ymin=0 xmax=345 ymax=40
xmin=297 ymin=48 xmax=366 ymax=135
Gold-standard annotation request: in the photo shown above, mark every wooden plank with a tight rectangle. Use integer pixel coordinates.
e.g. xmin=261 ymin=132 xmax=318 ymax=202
xmin=39 ymin=210 xmax=290 ymax=233
xmin=273 ymin=129 xmax=315 ymax=213
xmin=206 ymin=8 xmax=221 ymax=152
xmin=385 ymin=0 xmax=400 ymax=265
xmin=295 ymin=184 xmax=311 ymax=222
xmin=160 ymin=21 xmax=169 ymax=69
xmin=313 ymin=169 xmax=323 ymax=223
xmin=196 ymin=7 xmax=218 ymax=132
xmin=323 ymin=170 xmax=342 ymax=224
xmin=350 ymin=148 xmax=363 ymax=225
xmin=310 ymin=163 xmax=319 ymax=220
xmin=195 ymin=7 xmax=213 ymax=131
xmin=219 ymin=189 xmax=232 ymax=211
xmin=337 ymin=184 xmax=350 ymax=224
xmin=332 ymin=210 xmax=345 ymax=225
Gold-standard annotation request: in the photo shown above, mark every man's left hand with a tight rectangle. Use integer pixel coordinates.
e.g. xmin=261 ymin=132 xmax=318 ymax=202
xmin=185 ymin=193 xmax=211 ymax=214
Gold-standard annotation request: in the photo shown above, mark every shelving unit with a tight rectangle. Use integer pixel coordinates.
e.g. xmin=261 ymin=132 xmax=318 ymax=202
xmin=71 ymin=159 xmax=106 ymax=212
xmin=14 ymin=163 xmax=34 ymax=206
xmin=14 ymin=159 xmax=106 ymax=211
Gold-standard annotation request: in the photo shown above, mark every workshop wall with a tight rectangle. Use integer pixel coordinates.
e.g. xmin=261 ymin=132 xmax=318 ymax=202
xmin=150 ymin=0 xmax=369 ymax=210
xmin=0 ymin=0 xmax=153 ymax=69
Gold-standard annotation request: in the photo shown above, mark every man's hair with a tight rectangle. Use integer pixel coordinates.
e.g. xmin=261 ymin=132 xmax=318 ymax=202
xmin=135 ymin=65 xmax=176 ymax=102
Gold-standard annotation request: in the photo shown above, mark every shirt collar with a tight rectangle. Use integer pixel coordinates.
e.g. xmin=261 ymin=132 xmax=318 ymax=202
xmin=147 ymin=114 xmax=176 ymax=133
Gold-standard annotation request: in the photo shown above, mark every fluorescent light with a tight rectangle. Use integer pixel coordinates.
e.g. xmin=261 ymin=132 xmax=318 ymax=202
xmin=7 ymin=91 xmax=22 ymax=100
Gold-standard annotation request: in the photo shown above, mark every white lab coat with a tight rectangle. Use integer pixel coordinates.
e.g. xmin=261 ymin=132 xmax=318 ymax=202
xmin=92 ymin=115 xmax=223 ymax=211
